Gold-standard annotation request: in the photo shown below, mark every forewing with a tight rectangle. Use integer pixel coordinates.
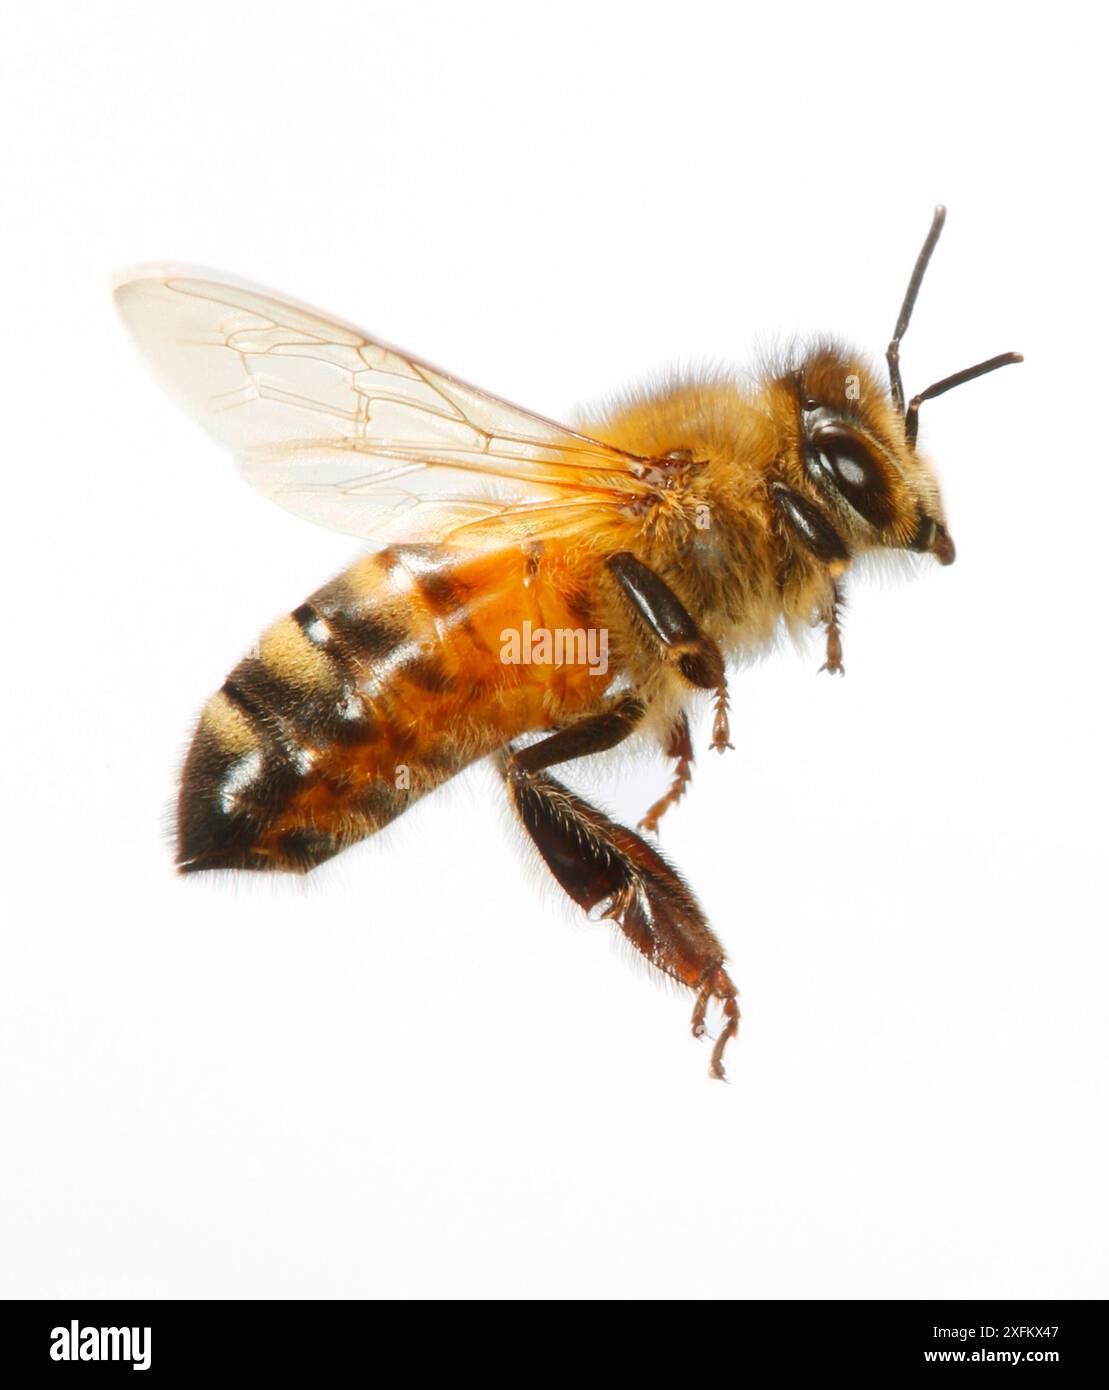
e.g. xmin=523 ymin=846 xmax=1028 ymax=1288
xmin=113 ymin=267 xmax=655 ymax=543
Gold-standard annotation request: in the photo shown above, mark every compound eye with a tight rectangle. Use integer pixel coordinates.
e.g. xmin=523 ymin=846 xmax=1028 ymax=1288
xmin=806 ymin=426 xmax=895 ymax=528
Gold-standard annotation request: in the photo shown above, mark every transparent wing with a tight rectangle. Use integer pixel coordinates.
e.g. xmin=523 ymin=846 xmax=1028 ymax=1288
xmin=113 ymin=266 xmax=657 ymax=543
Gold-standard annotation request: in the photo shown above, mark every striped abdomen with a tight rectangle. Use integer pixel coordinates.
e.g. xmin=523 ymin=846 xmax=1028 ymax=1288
xmin=177 ymin=540 xmax=608 ymax=873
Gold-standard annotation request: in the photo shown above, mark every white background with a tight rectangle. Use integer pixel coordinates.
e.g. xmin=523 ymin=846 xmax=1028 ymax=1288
xmin=2 ymin=1 xmax=1106 ymax=1300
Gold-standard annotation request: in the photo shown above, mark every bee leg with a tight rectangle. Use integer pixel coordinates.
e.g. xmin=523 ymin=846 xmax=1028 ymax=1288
xmin=709 ymin=685 xmax=733 ymax=755
xmin=507 ymin=695 xmax=646 ymax=777
xmin=500 ymin=753 xmax=740 ymax=1079
xmin=606 ymin=553 xmax=733 ymax=755
xmin=820 ymin=581 xmax=846 ymax=676
xmin=639 ymin=711 xmax=694 ymax=834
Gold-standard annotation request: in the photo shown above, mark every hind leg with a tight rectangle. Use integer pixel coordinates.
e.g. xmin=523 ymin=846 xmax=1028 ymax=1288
xmin=501 ymin=751 xmax=739 ymax=1078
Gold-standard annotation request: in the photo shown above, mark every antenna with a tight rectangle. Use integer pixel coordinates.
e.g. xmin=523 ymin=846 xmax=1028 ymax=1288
xmin=887 ymin=205 xmax=947 ymax=416
xmin=887 ymin=207 xmax=1023 ymax=445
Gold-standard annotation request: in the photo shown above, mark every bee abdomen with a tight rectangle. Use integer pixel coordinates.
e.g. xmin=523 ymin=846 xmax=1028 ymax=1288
xmin=178 ymin=615 xmax=415 ymax=876
xmin=176 ymin=544 xmax=481 ymax=875
xmin=177 ymin=673 xmax=372 ymax=876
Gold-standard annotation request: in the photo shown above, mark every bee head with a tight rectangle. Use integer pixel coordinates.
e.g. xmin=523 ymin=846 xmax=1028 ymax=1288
xmin=791 ymin=369 xmax=958 ymax=566
xmin=783 ymin=208 xmax=1021 ymax=569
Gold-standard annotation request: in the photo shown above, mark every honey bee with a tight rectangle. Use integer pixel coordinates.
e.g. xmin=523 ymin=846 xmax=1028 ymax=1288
xmin=114 ymin=207 xmax=1020 ymax=1078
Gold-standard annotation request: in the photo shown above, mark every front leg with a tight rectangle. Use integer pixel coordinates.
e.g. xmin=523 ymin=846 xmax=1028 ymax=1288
xmin=820 ymin=581 xmax=846 ymax=676
xmin=606 ymin=552 xmax=733 ymax=754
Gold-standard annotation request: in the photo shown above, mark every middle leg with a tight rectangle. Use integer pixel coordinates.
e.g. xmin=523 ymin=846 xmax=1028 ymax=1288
xmin=639 ymin=710 xmax=694 ymax=834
